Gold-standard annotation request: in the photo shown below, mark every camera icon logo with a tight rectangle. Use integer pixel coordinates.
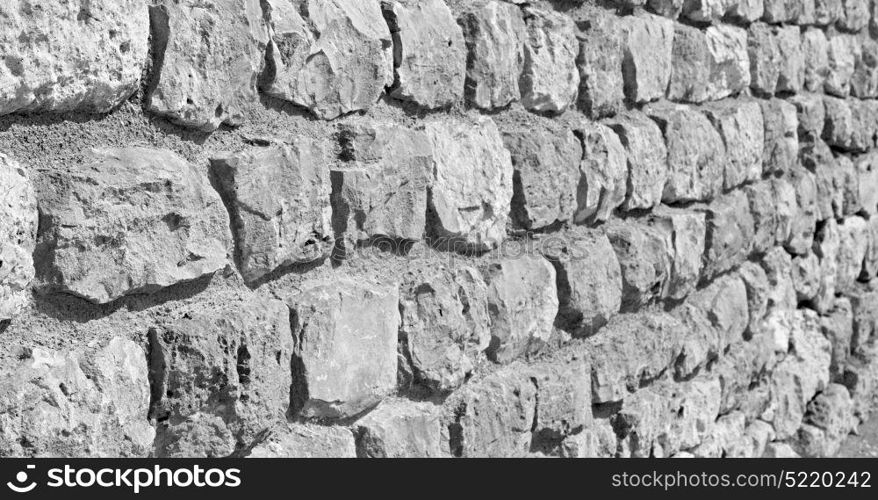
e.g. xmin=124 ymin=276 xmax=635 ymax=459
xmin=7 ymin=465 xmax=37 ymax=493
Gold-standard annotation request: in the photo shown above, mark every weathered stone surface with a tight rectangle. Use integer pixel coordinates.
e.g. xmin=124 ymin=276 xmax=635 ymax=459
xmin=713 ymin=335 xmax=777 ymax=414
xmin=0 ymin=0 xmax=149 ymax=116
xmin=605 ymin=219 xmax=673 ymax=311
xmin=852 ymin=38 xmax=878 ymax=98
xmin=644 ymin=101 xmax=725 ymax=203
xmin=857 ymin=152 xmax=878 ymax=215
xmin=839 ymin=0 xmax=870 ymax=31
xmin=785 ymin=166 xmax=818 ymax=256
xmin=814 ymin=218 xmax=842 ymax=313
xmin=837 ymin=216 xmax=870 ymax=294
xmin=796 ymin=0 xmax=818 ymax=24
xmin=743 ymin=181 xmax=778 ymax=255
xmin=577 ymin=9 xmax=625 ymax=118
xmin=211 ymin=140 xmax=331 ymax=282
xmin=560 ymin=420 xmax=617 ymax=458
xmin=355 ymin=400 xmax=443 ymax=457
xmin=248 ymin=424 xmax=356 ymax=458
xmin=619 ymin=13 xmax=675 ymax=103
xmin=585 ymin=312 xmax=685 ymax=403
xmin=768 ymin=310 xmax=832 ymax=439
xmin=447 ymin=366 xmax=536 ymax=457
xmin=574 ymin=121 xmax=628 ymax=224
xmin=821 ymin=299 xmax=854 ymax=381
xmin=826 ymin=33 xmax=858 ymax=97
xmin=842 ymin=345 xmax=878 ymax=419
xmin=0 ymin=154 xmax=37 ymax=321
xmin=771 ymin=177 xmax=798 ymax=248
xmin=384 ymin=0 xmax=466 ymax=109
xmin=0 ymin=338 xmax=154 ymax=458
xmin=698 ymin=190 xmax=756 ymax=281
xmin=286 ymin=279 xmax=399 ymax=419
xmin=823 ymin=95 xmax=856 ymax=151
xmin=792 ymin=252 xmax=821 ymax=303
xmin=333 ymin=123 xmax=431 ymax=244
xmin=802 ymin=28 xmax=829 ymax=93
xmin=38 ymin=148 xmax=230 ymax=304
xmin=682 ymin=0 xmax=728 ymax=22
xmin=759 ymin=98 xmax=799 ymax=175
xmin=519 ymin=7 xmax=580 ymax=113
xmin=864 ymin=216 xmax=878 ymax=279
xmin=747 ymin=22 xmax=780 ymax=95
xmin=649 ymin=206 xmax=706 ymax=300
xmin=605 ymin=110 xmax=668 ymax=210
xmin=852 ymin=102 xmax=878 ymax=154
xmin=788 ymin=92 xmax=826 ymax=140
xmin=460 ymin=1 xmax=527 ymax=110
xmin=501 ymin=118 xmax=582 ymax=229
xmin=148 ymin=296 xmax=293 ymax=457
xmin=147 ymin=0 xmax=268 ymax=131
xmin=775 ymin=25 xmax=804 ymax=94
xmin=483 ymin=255 xmax=558 ymax=363
xmin=727 ymin=0 xmax=767 ymax=21
xmin=424 ymin=116 xmax=512 ymax=250
xmin=849 ymin=284 xmax=878 ymax=354
xmin=528 ymin=361 xmax=592 ymax=442
xmin=762 ymin=247 xmax=798 ymax=314
xmin=701 ymin=99 xmax=764 ymax=190
xmin=738 ymin=261 xmax=770 ymax=335
xmin=544 ymin=228 xmax=623 ymax=336
xmin=261 ymin=0 xmax=393 ymax=119
xmin=648 ymin=0 xmax=685 ymax=18
xmin=668 ymin=24 xmax=749 ymax=104
xmin=762 ymin=0 xmax=802 ymax=21
xmin=795 ymin=384 xmax=855 ymax=456
xmin=399 ymin=264 xmax=490 ymax=393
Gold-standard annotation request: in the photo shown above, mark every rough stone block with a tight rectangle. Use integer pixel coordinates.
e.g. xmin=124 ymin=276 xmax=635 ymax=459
xmin=574 ymin=121 xmax=628 ymax=224
xmin=501 ymin=117 xmax=582 ymax=229
xmin=837 ymin=216 xmax=870 ymax=294
xmin=0 ymin=0 xmax=149 ymax=116
xmin=576 ymin=9 xmax=625 ymax=118
xmin=483 ymin=255 xmax=558 ymax=363
xmin=747 ymin=22 xmax=780 ymax=95
xmin=775 ymin=25 xmax=805 ymax=94
xmin=247 ymin=424 xmax=356 ymax=458
xmin=148 ymin=296 xmax=293 ymax=457
xmin=383 ymin=0 xmax=466 ymax=109
xmin=802 ymin=28 xmax=830 ymax=93
xmin=424 ymin=116 xmax=513 ymax=250
xmin=697 ymin=190 xmax=756 ymax=281
xmin=759 ymin=98 xmax=799 ymax=175
xmin=605 ymin=219 xmax=673 ymax=311
xmin=286 ymin=279 xmax=399 ymax=419
xmin=355 ymin=400 xmax=443 ymax=457
xmin=0 ymin=154 xmax=37 ymax=321
xmin=701 ymin=99 xmax=764 ymax=190
xmin=668 ymin=24 xmax=749 ymax=103
xmin=852 ymin=38 xmax=878 ymax=98
xmin=38 ymin=148 xmax=230 ymax=304
xmin=147 ymin=0 xmax=269 ymax=131
xmin=644 ymin=101 xmax=725 ymax=203
xmin=605 ymin=110 xmax=669 ymax=211
xmin=399 ymin=264 xmax=490 ymax=393
xmin=826 ymin=33 xmax=858 ymax=97
xmin=648 ymin=206 xmax=707 ymax=300
xmin=519 ymin=7 xmax=580 ymax=113
xmin=619 ymin=13 xmax=675 ymax=103
xmin=459 ymin=1 xmax=527 ymax=110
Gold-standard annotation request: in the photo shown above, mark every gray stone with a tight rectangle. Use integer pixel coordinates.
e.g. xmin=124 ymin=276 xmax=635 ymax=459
xmin=697 ymin=190 xmax=756 ymax=281
xmin=826 ymin=33 xmax=858 ymax=97
xmin=544 ymin=228 xmax=623 ymax=337
xmin=355 ymin=400 xmax=443 ymax=457
xmin=333 ymin=123 xmax=432 ymax=243
xmin=38 ymin=148 xmax=230 ymax=304
xmin=839 ymin=0 xmax=870 ymax=31
xmin=605 ymin=110 xmax=668 ymax=211
xmin=619 ymin=13 xmax=675 ymax=103
xmin=519 ymin=7 xmax=580 ymax=113
xmin=682 ymin=0 xmax=729 ymax=22
xmin=585 ymin=312 xmax=685 ymax=403
xmin=0 ymin=0 xmax=149 ymax=116
xmin=577 ymin=9 xmax=625 ymax=118
xmin=261 ymin=0 xmax=393 ymax=119
xmin=649 ymin=0 xmax=685 ymax=18
xmin=787 ymin=93 xmax=826 ymax=140
xmin=399 ymin=264 xmax=491 ymax=393
xmin=760 ymin=98 xmax=799 ymax=175
xmin=605 ymin=219 xmax=673 ymax=311
xmin=837 ymin=216 xmax=870 ymax=294
xmin=384 ymin=0 xmax=466 ymax=109
xmin=775 ymin=25 xmax=805 ymax=94
xmin=743 ymin=181 xmax=778 ymax=255
xmin=747 ymin=22 xmax=780 ymax=95
xmin=559 ymin=421 xmax=617 ymax=458
xmin=286 ymin=279 xmax=399 ymax=419
xmin=820 ymin=299 xmax=854 ymax=382
xmin=649 ymin=206 xmax=707 ymax=300
xmin=528 ymin=361 xmax=592 ymax=441
xmin=727 ymin=0 xmax=767 ymax=21
xmin=211 ymin=140 xmax=332 ymax=283
xmin=738 ymin=261 xmax=770 ymax=336
xmin=816 ymin=0 xmax=844 ymax=24
xmin=852 ymin=101 xmax=878 ymax=153
xmin=792 ymin=252 xmax=821 ymax=303
xmin=483 ymin=255 xmax=558 ymax=363
xmin=501 ymin=118 xmax=582 ymax=230
xmin=762 ymin=0 xmax=802 ymax=21
xmin=857 ymin=152 xmax=878 ymax=215
xmin=448 ymin=366 xmax=536 ymax=457
xmin=771 ymin=177 xmax=798 ymax=247
xmin=460 ymin=1 xmax=527 ymax=110
xmin=785 ymin=166 xmax=818 ymax=256
xmin=864 ymin=216 xmax=878 ymax=279
xmin=814 ymin=218 xmax=842 ymax=313
xmin=424 ymin=116 xmax=513 ymax=250
xmin=802 ymin=28 xmax=830 ymax=93
xmin=0 ymin=338 xmax=154 ymax=457
xmin=701 ymin=99 xmax=764 ymax=190
xmin=852 ymin=38 xmax=878 ymax=98
xmin=147 ymin=0 xmax=269 ymax=131
xmin=668 ymin=24 xmax=750 ymax=104
xmin=645 ymin=101 xmax=725 ymax=203
xmin=248 ymin=424 xmax=356 ymax=458
xmin=0 ymin=154 xmax=37 ymax=321
xmin=574 ymin=121 xmax=628 ymax=224
xmin=822 ymin=95 xmax=856 ymax=151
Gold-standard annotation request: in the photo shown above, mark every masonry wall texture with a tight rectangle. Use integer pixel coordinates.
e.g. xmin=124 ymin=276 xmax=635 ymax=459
xmin=0 ymin=0 xmax=877 ymax=458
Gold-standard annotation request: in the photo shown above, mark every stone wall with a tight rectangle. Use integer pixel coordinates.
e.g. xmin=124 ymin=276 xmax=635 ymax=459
xmin=0 ymin=0 xmax=877 ymax=458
